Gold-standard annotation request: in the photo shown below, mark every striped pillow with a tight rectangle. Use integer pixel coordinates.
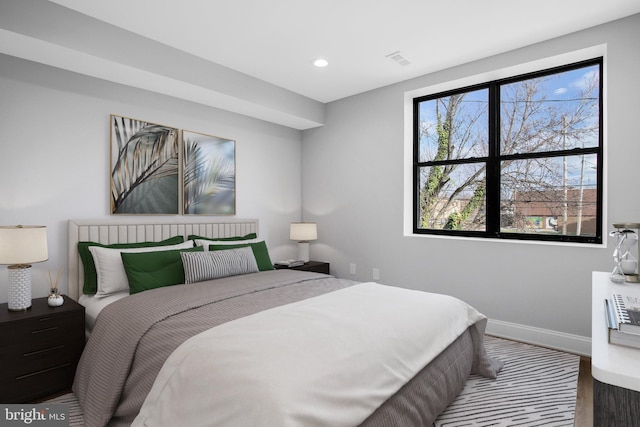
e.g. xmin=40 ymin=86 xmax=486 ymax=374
xmin=181 ymin=246 xmax=259 ymax=284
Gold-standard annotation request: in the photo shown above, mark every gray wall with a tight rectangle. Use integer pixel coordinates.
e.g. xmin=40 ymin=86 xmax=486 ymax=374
xmin=302 ymin=14 xmax=640 ymax=354
xmin=0 ymin=54 xmax=304 ymax=301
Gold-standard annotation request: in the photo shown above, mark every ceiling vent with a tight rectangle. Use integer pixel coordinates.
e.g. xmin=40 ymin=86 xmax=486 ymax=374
xmin=386 ymin=51 xmax=411 ymax=66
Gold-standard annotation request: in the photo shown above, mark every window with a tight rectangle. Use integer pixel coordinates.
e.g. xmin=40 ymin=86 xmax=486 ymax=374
xmin=413 ymin=58 xmax=603 ymax=243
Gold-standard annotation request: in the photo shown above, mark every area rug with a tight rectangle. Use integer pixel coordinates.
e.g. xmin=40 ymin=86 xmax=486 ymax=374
xmin=434 ymin=335 xmax=580 ymax=427
xmin=45 ymin=335 xmax=579 ymax=427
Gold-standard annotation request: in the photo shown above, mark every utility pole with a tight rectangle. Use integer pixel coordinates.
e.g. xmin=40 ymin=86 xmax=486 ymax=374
xmin=576 ymin=149 xmax=585 ymax=236
xmin=562 ymin=115 xmax=568 ymax=235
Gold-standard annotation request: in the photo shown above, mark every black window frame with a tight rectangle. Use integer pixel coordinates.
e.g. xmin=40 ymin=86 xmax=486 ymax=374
xmin=412 ymin=58 xmax=603 ymax=244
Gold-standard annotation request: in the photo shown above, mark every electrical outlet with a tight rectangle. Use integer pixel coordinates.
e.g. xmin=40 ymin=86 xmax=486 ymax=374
xmin=373 ymin=268 xmax=380 ymax=280
xmin=350 ymin=263 xmax=356 ymax=275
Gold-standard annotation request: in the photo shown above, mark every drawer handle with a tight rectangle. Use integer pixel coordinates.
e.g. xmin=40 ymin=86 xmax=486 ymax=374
xmin=31 ymin=326 xmax=58 ymax=334
xmin=16 ymin=363 xmax=71 ymax=380
xmin=24 ymin=345 xmax=65 ymax=357
xmin=39 ymin=317 xmax=52 ymax=322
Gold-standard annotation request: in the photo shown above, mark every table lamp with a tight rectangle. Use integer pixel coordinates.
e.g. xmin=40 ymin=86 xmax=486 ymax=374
xmin=290 ymin=222 xmax=317 ymax=262
xmin=0 ymin=225 xmax=48 ymax=311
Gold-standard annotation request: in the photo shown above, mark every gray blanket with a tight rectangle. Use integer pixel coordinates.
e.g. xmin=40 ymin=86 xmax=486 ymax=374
xmin=74 ymin=270 xmax=357 ymax=426
xmin=73 ymin=270 xmax=501 ymax=427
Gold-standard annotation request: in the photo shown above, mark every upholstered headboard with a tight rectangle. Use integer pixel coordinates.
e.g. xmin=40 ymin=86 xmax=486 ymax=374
xmin=67 ymin=218 xmax=259 ymax=301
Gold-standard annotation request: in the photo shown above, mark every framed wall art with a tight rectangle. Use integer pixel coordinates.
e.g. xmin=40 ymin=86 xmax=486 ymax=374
xmin=110 ymin=115 xmax=180 ymax=214
xmin=183 ymin=130 xmax=236 ymax=215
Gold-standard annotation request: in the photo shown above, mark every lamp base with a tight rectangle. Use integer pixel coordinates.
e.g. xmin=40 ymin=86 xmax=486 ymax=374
xmin=297 ymin=242 xmax=310 ymax=263
xmin=7 ymin=264 xmax=32 ymax=311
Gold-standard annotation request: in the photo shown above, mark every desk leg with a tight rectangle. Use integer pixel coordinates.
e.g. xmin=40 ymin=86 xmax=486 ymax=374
xmin=593 ymin=377 xmax=640 ymax=427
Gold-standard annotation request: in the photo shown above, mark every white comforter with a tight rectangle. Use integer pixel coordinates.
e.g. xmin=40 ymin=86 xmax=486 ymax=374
xmin=133 ymin=283 xmax=485 ymax=427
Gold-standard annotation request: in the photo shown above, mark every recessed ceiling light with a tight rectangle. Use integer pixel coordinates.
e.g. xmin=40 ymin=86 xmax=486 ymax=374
xmin=313 ymin=58 xmax=329 ymax=68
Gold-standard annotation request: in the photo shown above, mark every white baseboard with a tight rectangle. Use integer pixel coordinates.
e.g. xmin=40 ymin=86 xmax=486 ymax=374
xmin=486 ymin=319 xmax=591 ymax=357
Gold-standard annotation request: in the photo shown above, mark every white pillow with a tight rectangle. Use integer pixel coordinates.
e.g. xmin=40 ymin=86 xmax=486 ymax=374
xmin=89 ymin=241 xmax=195 ymax=298
xmin=194 ymin=238 xmax=258 ymax=249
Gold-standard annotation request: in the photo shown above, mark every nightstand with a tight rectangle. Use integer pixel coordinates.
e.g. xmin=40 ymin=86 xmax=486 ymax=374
xmin=274 ymin=261 xmax=330 ymax=274
xmin=0 ymin=295 xmax=85 ymax=403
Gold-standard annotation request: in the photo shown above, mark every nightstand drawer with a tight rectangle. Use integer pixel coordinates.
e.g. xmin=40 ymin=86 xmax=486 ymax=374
xmin=1 ymin=311 xmax=83 ymax=351
xmin=0 ymin=362 xmax=77 ymax=404
xmin=0 ymin=339 xmax=83 ymax=380
xmin=0 ymin=311 xmax=84 ymax=337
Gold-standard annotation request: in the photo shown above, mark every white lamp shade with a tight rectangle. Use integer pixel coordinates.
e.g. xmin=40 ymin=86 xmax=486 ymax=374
xmin=290 ymin=223 xmax=317 ymax=242
xmin=0 ymin=225 xmax=48 ymax=265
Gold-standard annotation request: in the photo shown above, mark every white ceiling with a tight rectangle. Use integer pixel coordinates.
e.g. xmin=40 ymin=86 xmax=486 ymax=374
xmin=2 ymin=1 xmax=640 ymax=129
xmin=47 ymin=0 xmax=640 ymax=102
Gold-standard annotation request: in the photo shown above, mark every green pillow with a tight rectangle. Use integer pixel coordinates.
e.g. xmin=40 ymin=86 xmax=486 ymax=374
xmin=206 ymin=241 xmax=274 ymax=271
xmin=187 ymin=233 xmax=257 ymax=241
xmin=78 ymin=235 xmax=185 ymax=295
xmin=121 ymin=246 xmax=204 ymax=295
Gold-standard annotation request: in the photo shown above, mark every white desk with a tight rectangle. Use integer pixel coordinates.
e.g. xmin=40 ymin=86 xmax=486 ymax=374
xmin=592 ymin=271 xmax=640 ymax=426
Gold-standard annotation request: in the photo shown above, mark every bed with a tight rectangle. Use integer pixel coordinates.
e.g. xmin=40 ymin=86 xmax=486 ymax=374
xmin=68 ymin=218 xmax=502 ymax=427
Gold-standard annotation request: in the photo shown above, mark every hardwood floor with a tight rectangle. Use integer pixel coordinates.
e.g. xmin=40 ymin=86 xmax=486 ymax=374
xmin=575 ymin=356 xmax=594 ymax=427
